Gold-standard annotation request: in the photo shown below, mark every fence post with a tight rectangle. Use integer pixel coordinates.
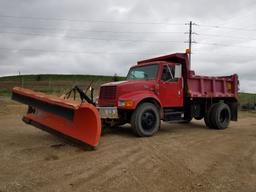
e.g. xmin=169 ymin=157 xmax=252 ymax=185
xmin=19 ymin=71 xmax=24 ymax=87
xmin=48 ymin=79 xmax=52 ymax=92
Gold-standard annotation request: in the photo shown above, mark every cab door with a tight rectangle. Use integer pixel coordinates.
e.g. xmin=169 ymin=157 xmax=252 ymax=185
xmin=158 ymin=64 xmax=183 ymax=107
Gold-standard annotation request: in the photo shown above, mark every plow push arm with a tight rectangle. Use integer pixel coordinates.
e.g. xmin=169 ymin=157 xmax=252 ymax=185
xmin=62 ymin=85 xmax=95 ymax=105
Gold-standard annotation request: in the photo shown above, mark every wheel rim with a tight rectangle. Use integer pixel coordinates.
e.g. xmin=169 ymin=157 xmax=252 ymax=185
xmin=219 ymin=108 xmax=229 ymax=123
xmin=141 ymin=110 xmax=156 ymax=131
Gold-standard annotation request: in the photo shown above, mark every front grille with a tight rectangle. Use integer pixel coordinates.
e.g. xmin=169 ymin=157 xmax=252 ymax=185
xmin=99 ymin=86 xmax=117 ymax=100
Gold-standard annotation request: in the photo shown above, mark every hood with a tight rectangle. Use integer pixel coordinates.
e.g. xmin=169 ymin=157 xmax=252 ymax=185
xmin=102 ymin=80 xmax=129 ymax=86
xmin=101 ymin=80 xmax=156 ymax=94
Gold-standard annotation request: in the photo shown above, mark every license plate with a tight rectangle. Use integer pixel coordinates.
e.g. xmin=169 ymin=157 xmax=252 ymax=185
xmin=98 ymin=107 xmax=118 ymax=119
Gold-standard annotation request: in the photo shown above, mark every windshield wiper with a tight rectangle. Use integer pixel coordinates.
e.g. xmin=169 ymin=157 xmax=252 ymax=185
xmin=127 ymin=73 xmax=136 ymax=80
xmin=144 ymin=73 xmax=149 ymax=80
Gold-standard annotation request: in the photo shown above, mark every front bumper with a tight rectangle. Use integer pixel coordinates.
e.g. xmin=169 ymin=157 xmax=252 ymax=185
xmin=97 ymin=107 xmax=119 ymax=119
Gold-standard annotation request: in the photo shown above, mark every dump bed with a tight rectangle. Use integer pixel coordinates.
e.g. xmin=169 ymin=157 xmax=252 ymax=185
xmin=187 ymin=71 xmax=238 ymax=98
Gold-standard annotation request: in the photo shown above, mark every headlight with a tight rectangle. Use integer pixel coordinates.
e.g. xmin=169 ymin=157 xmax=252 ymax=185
xmin=118 ymin=100 xmax=126 ymax=107
xmin=118 ymin=100 xmax=134 ymax=108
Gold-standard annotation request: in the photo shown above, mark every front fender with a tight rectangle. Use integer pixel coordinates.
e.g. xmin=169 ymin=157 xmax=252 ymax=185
xmin=118 ymin=90 xmax=162 ymax=109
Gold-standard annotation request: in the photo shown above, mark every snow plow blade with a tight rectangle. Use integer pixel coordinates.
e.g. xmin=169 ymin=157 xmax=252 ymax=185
xmin=12 ymin=87 xmax=101 ymax=147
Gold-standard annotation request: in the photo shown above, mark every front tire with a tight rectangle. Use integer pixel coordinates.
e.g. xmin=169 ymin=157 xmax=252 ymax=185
xmin=131 ymin=103 xmax=160 ymax=137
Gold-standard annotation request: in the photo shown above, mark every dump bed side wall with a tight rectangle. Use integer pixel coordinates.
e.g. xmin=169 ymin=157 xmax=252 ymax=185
xmin=187 ymin=72 xmax=238 ymax=99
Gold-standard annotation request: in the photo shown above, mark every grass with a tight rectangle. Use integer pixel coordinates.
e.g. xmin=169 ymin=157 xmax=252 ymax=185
xmin=0 ymin=74 xmax=126 ymax=97
xmin=1 ymin=75 xmax=255 ymax=105
xmin=238 ymin=92 xmax=256 ymax=105
xmin=0 ymin=74 xmax=125 ymax=82
xmin=0 ymin=88 xmax=11 ymax=97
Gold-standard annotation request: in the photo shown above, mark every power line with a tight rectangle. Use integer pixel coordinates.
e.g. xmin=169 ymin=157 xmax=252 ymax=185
xmin=0 ymin=31 xmax=184 ymax=43
xmin=196 ymin=42 xmax=256 ymax=49
xmin=0 ymin=44 xmax=255 ymax=60
xmin=197 ymin=24 xmax=256 ymax=32
xmin=0 ymin=47 xmax=137 ymax=55
xmin=0 ymin=25 xmax=184 ymax=34
xmin=1 ymin=18 xmax=255 ymax=50
xmin=0 ymin=25 xmax=185 ymax=36
xmin=0 ymin=47 xmax=180 ymax=56
xmin=2 ymin=24 xmax=255 ymax=42
xmin=0 ymin=14 xmax=184 ymax=26
xmin=198 ymin=33 xmax=256 ymax=41
xmin=193 ymin=23 xmax=256 ymax=48
xmin=1 ymin=31 xmax=255 ymax=49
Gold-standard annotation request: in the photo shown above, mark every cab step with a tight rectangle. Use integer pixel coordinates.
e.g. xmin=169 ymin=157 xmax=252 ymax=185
xmin=163 ymin=109 xmax=184 ymax=121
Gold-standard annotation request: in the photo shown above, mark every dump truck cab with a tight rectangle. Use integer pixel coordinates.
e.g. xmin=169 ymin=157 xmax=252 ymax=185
xmin=98 ymin=56 xmax=186 ymax=129
xmin=98 ymin=61 xmax=183 ymax=111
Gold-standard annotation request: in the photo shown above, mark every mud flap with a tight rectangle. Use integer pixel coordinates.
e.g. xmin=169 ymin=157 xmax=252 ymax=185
xmin=12 ymin=87 xmax=101 ymax=147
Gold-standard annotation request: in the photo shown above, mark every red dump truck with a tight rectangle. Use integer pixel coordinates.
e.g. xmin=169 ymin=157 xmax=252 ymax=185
xmin=12 ymin=52 xmax=239 ymax=147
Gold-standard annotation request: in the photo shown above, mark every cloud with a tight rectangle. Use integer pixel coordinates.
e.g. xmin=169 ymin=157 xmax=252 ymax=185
xmin=0 ymin=0 xmax=255 ymax=92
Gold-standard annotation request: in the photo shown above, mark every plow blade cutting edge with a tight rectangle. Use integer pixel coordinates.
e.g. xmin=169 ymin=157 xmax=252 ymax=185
xmin=12 ymin=87 xmax=101 ymax=147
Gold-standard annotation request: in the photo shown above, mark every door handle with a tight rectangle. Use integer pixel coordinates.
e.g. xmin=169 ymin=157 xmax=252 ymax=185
xmin=181 ymin=77 xmax=184 ymax=89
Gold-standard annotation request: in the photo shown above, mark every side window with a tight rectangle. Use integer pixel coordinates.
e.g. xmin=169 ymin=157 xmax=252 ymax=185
xmin=161 ymin=65 xmax=176 ymax=82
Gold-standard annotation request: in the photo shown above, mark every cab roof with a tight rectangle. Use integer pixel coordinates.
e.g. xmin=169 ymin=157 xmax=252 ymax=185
xmin=137 ymin=52 xmax=188 ymax=67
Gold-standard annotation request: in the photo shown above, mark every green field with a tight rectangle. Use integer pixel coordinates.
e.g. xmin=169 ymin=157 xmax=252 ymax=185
xmin=239 ymin=92 xmax=256 ymax=105
xmin=0 ymin=75 xmax=255 ymax=106
xmin=0 ymin=74 xmax=125 ymax=97
xmin=0 ymin=74 xmax=125 ymax=82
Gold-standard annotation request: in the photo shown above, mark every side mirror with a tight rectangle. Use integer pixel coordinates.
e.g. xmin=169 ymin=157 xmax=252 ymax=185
xmin=174 ymin=64 xmax=182 ymax=78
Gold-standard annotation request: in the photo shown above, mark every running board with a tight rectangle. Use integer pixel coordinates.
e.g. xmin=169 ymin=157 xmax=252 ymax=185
xmin=163 ymin=109 xmax=184 ymax=121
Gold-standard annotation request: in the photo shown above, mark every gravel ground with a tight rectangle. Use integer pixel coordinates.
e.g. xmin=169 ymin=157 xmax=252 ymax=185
xmin=0 ymin=97 xmax=256 ymax=192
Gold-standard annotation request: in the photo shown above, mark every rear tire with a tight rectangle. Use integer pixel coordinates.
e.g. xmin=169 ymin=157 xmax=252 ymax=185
xmin=192 ymin=103 xmax=204 ymax=120
xmin=204 ymin=103 xmax=218 ymax=128
xmin=131 ymin=103 xmax=160 ymax=137
xmin=210 ymin=103 xmax=231 ymax=129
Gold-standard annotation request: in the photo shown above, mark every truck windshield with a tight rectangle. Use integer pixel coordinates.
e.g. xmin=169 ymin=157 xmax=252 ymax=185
xmin=126 ymin=64 xmax=159 ymax=80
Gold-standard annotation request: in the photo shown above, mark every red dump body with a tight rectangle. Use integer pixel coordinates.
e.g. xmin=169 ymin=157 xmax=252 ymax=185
xmin=187 ymin=71 xmax=238 ymax=98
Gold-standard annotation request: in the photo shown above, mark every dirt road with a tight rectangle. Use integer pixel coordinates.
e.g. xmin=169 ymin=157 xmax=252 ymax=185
xmin=0 ymin=97 xmax=256 ymax=192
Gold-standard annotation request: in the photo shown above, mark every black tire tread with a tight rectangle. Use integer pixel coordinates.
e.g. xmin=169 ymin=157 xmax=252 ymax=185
xmin=210 ymin=103 xmax=231 ymax=129
xmin=131 ymin=102 xmax=160 ymax=137
xmin=204 ymin=103 xmax=218 ymax=128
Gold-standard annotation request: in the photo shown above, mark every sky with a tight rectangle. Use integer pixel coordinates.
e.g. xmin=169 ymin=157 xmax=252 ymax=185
xmin=0 ymin=0 xmax=255 ymax=93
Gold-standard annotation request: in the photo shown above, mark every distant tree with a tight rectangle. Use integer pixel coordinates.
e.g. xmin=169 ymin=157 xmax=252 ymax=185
xmin=36 ymin=75 xmax=41 ymax=81
xmin=113 ymin=73 xmax=118 ymax=81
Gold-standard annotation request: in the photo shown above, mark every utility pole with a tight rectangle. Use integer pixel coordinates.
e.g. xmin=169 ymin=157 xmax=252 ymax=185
xmin=188 ymin=21 xmax=192 ymax=69
xmin=185 ymin=21 xmax=196 ymax=70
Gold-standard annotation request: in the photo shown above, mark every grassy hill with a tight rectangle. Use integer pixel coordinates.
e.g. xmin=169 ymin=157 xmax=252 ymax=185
xmin=239 ymin=92 xmax=256 ymax=105
xmin=0 ymin=74 xmax=126 ymax=96
xmin=0 ymin=74 xmax=125 ymax=82
xmin=0 ymin=75 xmax=255 ymax=106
